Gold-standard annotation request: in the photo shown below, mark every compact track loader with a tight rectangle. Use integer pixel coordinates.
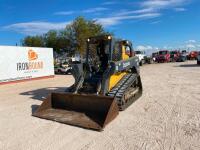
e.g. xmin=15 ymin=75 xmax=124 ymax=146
xmin=33 ymin=35 xmax=143 ymax=131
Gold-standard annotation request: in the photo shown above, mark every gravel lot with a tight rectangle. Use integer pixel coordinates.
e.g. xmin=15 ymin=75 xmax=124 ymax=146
xmin=0 ymin=61 xmax=200 ymax=150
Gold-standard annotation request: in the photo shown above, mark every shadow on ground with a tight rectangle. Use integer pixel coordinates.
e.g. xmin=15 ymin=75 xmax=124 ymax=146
xmin=20 ymin=87 xmax=68 ymax=101
xmin=55 ymin=73 xmax=72 ymax=76
xmin=175 ymin=64 xmax=199 ymax=68
xmin=31 ymin=105 xmax=40 ymax=114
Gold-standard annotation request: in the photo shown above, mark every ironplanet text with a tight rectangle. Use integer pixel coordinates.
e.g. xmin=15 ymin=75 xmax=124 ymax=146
xmin=17 ymin=61 xmax=43 ymax=71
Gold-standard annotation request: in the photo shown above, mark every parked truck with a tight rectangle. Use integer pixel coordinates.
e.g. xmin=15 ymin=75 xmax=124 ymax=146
xmin=188 ymin=51 xmax=198 ymax=60
xmin=135 ymin=50 xmax=146 ymax=66
xmin=170 ymin=50 xmax=180 ymax=62
xmin=152 ymin=52 xmax=159 ymax=62
xmin=156 ymin=50 xmax=170 ymax=63
xmin=177 ymin=50 xmax=188 ymax=62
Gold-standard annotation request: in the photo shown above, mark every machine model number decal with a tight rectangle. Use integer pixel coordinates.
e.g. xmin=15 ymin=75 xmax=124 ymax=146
xmin=123 ymin=62 xmax=130 ymax=68
xmin=116 ymin=66 xmax=119 ymax=71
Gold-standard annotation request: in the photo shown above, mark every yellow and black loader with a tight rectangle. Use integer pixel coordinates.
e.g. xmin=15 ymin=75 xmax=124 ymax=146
xmin=33 ymin=35 xmax=143 ymax=131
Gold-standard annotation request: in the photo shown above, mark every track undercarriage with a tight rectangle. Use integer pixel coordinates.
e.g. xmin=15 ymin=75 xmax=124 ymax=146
xmin=108 ymin=73 xmax=142 ymax=110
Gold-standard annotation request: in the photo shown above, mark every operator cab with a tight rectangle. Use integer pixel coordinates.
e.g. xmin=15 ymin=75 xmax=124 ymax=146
xmin=81 ymin=35 xmax=134 ymax=94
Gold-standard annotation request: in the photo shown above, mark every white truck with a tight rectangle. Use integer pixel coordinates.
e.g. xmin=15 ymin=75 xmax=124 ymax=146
xmin=135 ymin=50 xmax=146 ymax=66
xmin=54 ymin=63 xmax=71 ymax=74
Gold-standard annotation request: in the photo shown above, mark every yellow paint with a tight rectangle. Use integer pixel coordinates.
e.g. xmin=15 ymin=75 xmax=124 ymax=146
xmin=109 ymin=72 xmax=127 ymax=91
xmin=122 ymin=45 xmax=129 ymax=60
xmin=108 ymin=44 xmax=130 ymax=91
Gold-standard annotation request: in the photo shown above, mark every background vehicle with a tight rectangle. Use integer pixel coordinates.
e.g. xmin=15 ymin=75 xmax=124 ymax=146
xmin=197 ymin=52 xmax=200 ymax=65
xmin=135 ymin=50 xmax=146 ymax=66
xmin=181 ymin=50 xmax=189 ymax=60
xmin=170 ymin=50 xmax=180 ymax=62
xmin=33 ymin=35 xmax=143 ymax=131
xmin=177 ymin=50 xmax=187 ymax=62
xmin=188 ymin=51 xmax=198 ymax=60
xmin=54 ymin=64 xmax=71 ymax=74
xmin=152 ymin=52 xmax=158 ymax=62
xmin=156 ymin=50 xmax=170 ymax=63
xmin=144 ymin=55 xmax=153 ymax=64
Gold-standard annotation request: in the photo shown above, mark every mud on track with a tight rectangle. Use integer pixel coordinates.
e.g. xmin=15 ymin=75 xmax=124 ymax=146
xmin=0 ymin=61 xmax=200 ymax=150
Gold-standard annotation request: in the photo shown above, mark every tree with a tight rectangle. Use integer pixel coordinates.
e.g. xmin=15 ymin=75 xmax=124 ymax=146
xmin=21 ymin=16 xmax=109 ymax=55
xmin=22 ymin=35 xmax=44 ymax=47
xmin=65 ymin=16 xmax=106 ymax=54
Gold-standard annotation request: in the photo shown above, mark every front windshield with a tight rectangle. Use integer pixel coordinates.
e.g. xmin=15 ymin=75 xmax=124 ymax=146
xmin=152 ymin=53 xmax=158 ymax=57
xmin=135 ymin=51 xmax=141 ymax=54
xmin=182 ymin=50 xmax=186 ymax=53
xmin=159 ymin=51 xmax=167 ymax=55
xmin=170 ymin=51 xmax=177 ymax=55
xmin=86 ymin=40 xmax=110 ymax=63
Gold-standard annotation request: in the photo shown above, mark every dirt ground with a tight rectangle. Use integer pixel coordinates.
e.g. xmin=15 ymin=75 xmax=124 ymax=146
xmin=0 ymin=61 xmax=200 ymax=150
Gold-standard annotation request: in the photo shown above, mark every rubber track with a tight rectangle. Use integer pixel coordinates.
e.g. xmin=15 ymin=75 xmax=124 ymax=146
xmin=107 ymin=73 xmax=142 ymax=110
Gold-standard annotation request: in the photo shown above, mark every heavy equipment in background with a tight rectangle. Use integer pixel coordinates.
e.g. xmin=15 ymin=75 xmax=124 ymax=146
xmin=33 ymin=35 xmax=143 ymax=131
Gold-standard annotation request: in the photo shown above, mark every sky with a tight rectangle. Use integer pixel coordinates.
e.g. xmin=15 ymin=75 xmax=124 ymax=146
xmin=0 ymin=0 xmax=200 ymax=53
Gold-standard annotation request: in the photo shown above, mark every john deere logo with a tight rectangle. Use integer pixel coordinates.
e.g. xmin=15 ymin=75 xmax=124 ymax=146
xmin=17 ymin=49 xmax=43 ymax=71
xmin=28 ymin=50 xmax=38 ymax=61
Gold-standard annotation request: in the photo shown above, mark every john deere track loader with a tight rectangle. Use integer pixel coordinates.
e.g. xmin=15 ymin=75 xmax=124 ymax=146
xmin=33 ymin=35 xmax=142 ymax=131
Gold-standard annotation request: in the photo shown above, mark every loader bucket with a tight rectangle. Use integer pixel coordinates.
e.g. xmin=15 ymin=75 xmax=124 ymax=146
xmin=33 ymin=93 xmax=119 ymax=131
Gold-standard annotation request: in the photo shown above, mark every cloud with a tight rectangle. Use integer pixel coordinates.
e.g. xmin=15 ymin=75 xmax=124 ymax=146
xmin=114 ymin=8 xmax=156 ymax=16
xmin=137 ymin=45 xmax=148 ymax=51
xmin=83 ymin=7 xmax=109 ymax=13
xmin=136 ymin=45 xmax=159 ymax=55
xmin=163 ymin=45 xmax=173 ymax=49
xmin=174 ymin=8 xmax=187 ymax=12
xmin=186 ymin=40 xmax=196 ymax=43
xmin=102 ymin=1 xmax=118 ymax=5
xmin=96 ymin=18 xmax=120 ymax=26
xmin=104 ymin=0 xmax=191 ymax=27
xmin=151 ymin=20 xmax=162 ymax=24
xmin=54 ymin=7 xmax=108 ymax=16
xmin=137 ymin=45 xmax=153 ymax=50
xmin=186 ymin=44 xmax=196 ymax=48
xmin=54 ymin=11 xmax=74 ymax=16
xmin=117 ymin=0 xmax=191 ymax=16
xmin=177 ymin=40 xmax=199 ymax=50
xmin=4 ymin=21 xmax=71 ymax=35
xmin=137 ymin=0 xmax=190 ymax=15
xmin=141 ymin=0 xmax=190 ymax=9
xmin=96 ymin=13 xmax=161 ymax=26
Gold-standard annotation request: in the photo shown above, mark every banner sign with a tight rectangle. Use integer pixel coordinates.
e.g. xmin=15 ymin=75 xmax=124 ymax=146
xmin=0 ymin=46 xmax=54 ymax=84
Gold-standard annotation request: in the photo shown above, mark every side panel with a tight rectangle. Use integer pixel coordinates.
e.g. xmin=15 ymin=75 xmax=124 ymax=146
xmin=101 ymin=56 xmax=140 ymax=94
xmin=110 ymin=56 xmax=140 ymax=74
xmin=109 ymin=72 xmax=127 ymax=91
